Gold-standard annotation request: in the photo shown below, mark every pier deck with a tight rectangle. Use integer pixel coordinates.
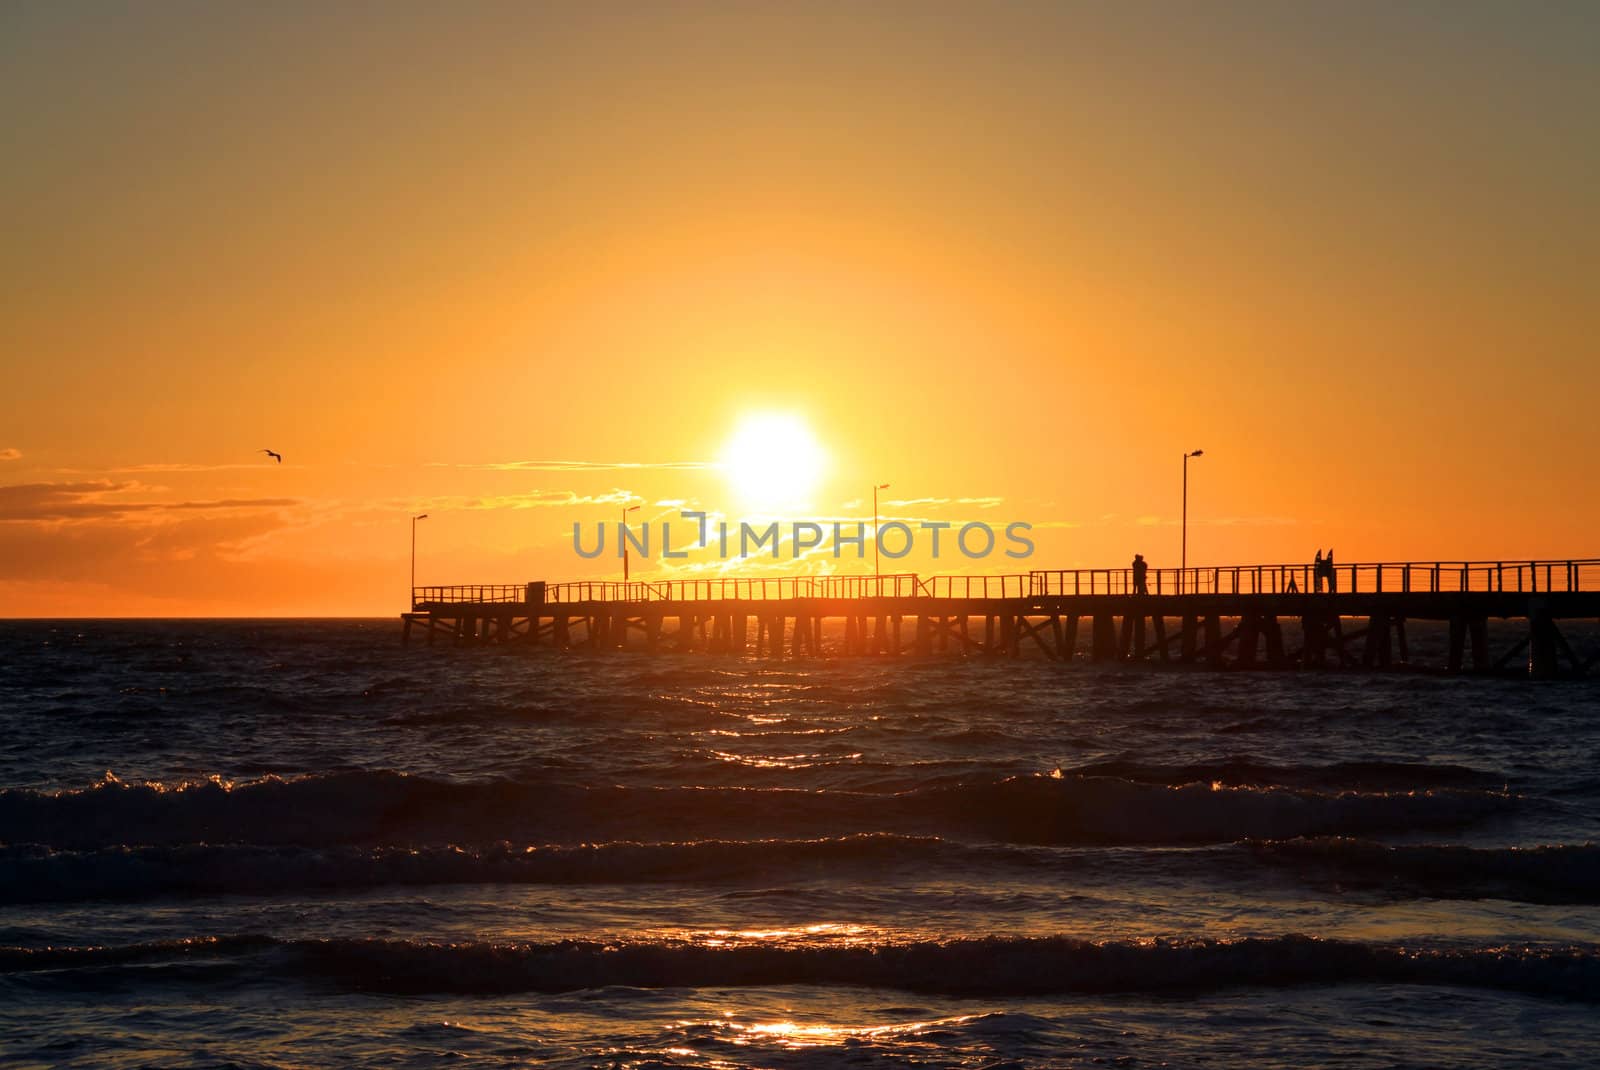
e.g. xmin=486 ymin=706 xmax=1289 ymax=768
xmin=401 ymin=560 xmax=1600 ymax=678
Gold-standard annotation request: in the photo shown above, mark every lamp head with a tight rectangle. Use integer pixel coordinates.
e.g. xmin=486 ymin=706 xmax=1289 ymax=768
xmin=414 ymin=513 xmax=428 ymax=520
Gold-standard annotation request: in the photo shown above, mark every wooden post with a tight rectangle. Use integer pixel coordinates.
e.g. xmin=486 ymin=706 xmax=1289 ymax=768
xmin=1092 ymin=612 xmax=1117 ymax=662
xmin=1469 ymin=616 xmax=1489 ymax=671
xmin=1529 ymin=613 xmax=1559 ymax=679
xmin=1237 ymin=614 xmax=1259 ymax=668
xmin=1263 ymin=615 xmax=1284 ymax=668
xmin=1363 ymin=614 xmax=1392 ymax=668
xmin=1204 ymin=615 xmax=1223 ymax=668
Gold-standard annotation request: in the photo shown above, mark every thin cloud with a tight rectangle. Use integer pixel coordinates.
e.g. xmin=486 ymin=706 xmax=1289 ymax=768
xmin=0 ymin=448 xmax=20 ymax=461
xmin=0 ymin=481 xmax=299 ymax=522
xmin=886 ymin=496 xmax=1003 ymax=509
xmin=112 ymin=462 xmax=288 ymax=473
xmin=407 ymin=488 xmax=637 ymax=512
xmin=1134 ymin=515 xmax=1298 ymax=528
xmin=440 ymin=459 xmax=717 ymax=472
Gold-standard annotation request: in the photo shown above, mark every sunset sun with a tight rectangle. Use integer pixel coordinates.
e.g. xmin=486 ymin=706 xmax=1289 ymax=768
xmin=720 ymin=412 xmax=827 ymax=508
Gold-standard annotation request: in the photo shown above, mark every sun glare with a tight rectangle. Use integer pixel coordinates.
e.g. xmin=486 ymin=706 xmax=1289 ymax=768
xmin=721 ymin=413 xmax=827 ymax=508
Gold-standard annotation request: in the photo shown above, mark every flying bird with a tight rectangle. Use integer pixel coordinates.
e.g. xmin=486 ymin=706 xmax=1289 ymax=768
xmin=260 ymin=449 xmax=282 ymax=464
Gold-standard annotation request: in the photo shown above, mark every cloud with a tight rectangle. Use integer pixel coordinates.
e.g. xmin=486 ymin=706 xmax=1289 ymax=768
xmin=0 ymin=508 xmax=295 ymax=579
xmin=0 ymin=481 xmax=299 ymax=522
xmin=439 ymin=459 xmax=716 ymax=472
xmin=112 ymin=462 xmax=287 ymax=473
xmin=885 ymin=496 xmax=1003 ymax=509
xmin=404 ymin=488 xmax=637 ymax=512
xmin=0 ymin=448 xmax=20 ymax=461
xmin=1133 ymin=514 xmax=1298 ymax=528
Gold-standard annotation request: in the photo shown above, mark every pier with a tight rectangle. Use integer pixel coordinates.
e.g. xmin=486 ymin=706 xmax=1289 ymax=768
xmin=402 ymin=559 xmax=1600 ymax=678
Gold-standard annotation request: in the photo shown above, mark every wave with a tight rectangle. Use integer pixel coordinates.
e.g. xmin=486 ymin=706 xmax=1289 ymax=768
xmin=3 ymin=934 xmax=1594 ymax=1001
xmin=1250 ymin=837 xmax=1600 ymax=904
xmin=0 ymin=834 xmax=955 ymax=903
xmin=10 ymin=830 xmax=1590 ymax=907
xmin=1064 ymin=759 xmax=1506 ymax=791
xmin=0 ymin=770 xmax=1513 ymax=849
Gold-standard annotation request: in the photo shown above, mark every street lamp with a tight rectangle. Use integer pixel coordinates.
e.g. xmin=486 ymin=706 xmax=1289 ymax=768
xmin=1182 ymin=450 xmax=1203 ymax=592
xmin=622 ymin=504 xmax=641 ymax=583
xmin=410 ymin=513 xmax=428 ymax=608
xmin=873 ymin=483 xmax=890 ymax=583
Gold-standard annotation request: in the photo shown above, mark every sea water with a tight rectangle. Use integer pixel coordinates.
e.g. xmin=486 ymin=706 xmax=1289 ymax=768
xmin=1 ymin=619 xmax=1597 ymax=1068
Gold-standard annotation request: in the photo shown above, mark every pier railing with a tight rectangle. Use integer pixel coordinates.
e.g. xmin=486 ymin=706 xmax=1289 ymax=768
xmin=414 ymin=559 xmax=1599 ymax=608
xmin=1028 ymin=559 xmax=1600 ymax=597
xmin=539 ymin=573 xmax=925 ymax=604
xmin=411 ymin=585 xmax=526 ymax=607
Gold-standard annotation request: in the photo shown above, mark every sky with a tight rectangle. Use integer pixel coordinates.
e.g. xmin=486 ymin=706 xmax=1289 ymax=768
xmin=1 ymin=1 xmax=1596 ymax=616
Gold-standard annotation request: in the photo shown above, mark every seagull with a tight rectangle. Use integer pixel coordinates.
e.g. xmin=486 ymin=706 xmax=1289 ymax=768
xmin=260 ymin=449 xmax=282 ymax=464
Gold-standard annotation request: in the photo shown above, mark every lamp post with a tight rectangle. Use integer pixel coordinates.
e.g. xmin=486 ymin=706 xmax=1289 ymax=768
xmin=410 ymin=513 xmax=428 ymax=608
xmin=1182 ymin=450 xmax=1203 ymax=593
xmin=622 ymin=504 xmax=640 ymax=584
xmin=873 ymin=483 xmax=890 ymax=585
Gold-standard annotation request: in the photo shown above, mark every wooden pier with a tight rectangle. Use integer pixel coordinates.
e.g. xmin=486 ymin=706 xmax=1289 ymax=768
xmin=401 ymin=560 xmax=1600 ymax=678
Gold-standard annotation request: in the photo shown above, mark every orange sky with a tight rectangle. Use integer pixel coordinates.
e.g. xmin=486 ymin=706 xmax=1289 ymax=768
xmin=2 ymin=3 xmax=1596 ymax=616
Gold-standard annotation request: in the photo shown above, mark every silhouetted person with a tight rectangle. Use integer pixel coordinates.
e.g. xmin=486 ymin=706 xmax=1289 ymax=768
xmin=1132 ymin=553 xmax=1149 ymax=595
xmin=1313 ymin=550 xmax=1325 ymax=593
xmin=1326 ymin=549 xmax=1337 ymax=593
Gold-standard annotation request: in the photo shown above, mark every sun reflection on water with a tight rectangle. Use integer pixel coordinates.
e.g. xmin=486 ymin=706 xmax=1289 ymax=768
xmin=671 ymin=1013 xmax=985 ymax=1050
xmin=683 ymin=921 xmax=879 ymax=948
xmin=708 ymin=749 xmax=863 ymax=769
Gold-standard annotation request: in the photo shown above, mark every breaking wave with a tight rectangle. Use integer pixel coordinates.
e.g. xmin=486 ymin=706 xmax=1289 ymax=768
xmin=3 ymin=934 xmax=1595 ymax=1001
xmin=0 ymin=770 xmax=1514 ymax=849
xmin=0 ymin=834 xmax=954 ymax=903
xmin=1250 ymin=837 xmax=1600 ymax=904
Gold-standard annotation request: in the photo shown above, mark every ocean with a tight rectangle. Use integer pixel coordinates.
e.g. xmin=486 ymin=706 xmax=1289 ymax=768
xmin=1 ymin=618 xmax=1597 ymax=1068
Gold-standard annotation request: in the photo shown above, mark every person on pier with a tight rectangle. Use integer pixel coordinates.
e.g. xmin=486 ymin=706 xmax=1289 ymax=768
xmin=1325 ymin=549 xmax=1337 ymax=593
xmin=1132 ymin=553 xmax=1149 ymax=595
xmin=1313 ymin=550 xmax=1325 ymax=592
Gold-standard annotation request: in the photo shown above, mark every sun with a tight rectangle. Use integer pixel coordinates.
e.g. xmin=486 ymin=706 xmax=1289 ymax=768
xmin=720 ymin=412 xmax=828 ymax=508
